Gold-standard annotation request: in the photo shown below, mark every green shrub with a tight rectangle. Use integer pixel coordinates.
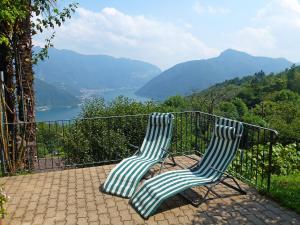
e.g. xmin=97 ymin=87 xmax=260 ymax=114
xmin=61 ymin=97 xmax=167 ymax=164
xmin=269 ymin=173 xmax=300 ymax=214
xmin=242 ymin=143 xmax=299 ymax=183
xmin=0 ymin=186 xmax=8 ymax=218
xmin=272 ymin=143 xmax=300 ymax=175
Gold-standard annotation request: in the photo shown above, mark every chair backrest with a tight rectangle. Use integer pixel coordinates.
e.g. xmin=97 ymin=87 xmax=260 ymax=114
xmin=139 ymin=112 xmax=174 ymax=159
xmin=193 ymin=117 xmax=243 ymax=178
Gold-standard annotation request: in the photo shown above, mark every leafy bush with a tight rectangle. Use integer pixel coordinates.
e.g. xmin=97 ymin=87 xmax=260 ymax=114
xmin=61 ymin=97 xmax=169 ymax=164
xmin=62 ymin=120 xmax=130 ymax=165
xmin=242 ymin=143 xmax=300 ymax=181
xmin=59 ymin=97 xmax=206 ymax=164
xmin=0 ymin=186 xmax=8 ymax=218
xmin=37 ymin=122 xmax=64 ymax=157
xmin=272 ymin=143 xmax=300 ymax=175
xmin=269 ymin=173 xmax=300 ymax=214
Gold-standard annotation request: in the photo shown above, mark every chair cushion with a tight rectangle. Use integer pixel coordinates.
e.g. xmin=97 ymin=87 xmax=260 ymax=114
xmin=214 ymin=125 xmax=236 ymax=140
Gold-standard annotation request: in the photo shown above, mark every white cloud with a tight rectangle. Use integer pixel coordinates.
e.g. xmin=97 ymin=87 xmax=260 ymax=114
xmin=228 ymin=27 xmax=277 ymax=55
xmin=194 ymin=1 xmax=230 ymax=15
xmin=34 ymin=7 xmax=218 ymax=69
xmin=255 ymin=0 xmax=300 ymax=28
xmin=227 ymin=0 xmax=300 ymax=62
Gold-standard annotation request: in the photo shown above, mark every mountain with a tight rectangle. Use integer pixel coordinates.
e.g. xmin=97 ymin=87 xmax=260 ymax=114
xmin=35 ymin=78 xmax=79 ymax=108
xmin=136 ymin=49 xmax=293 ymax=100
xmin=34 ymin=47 xmax=161 ymax=90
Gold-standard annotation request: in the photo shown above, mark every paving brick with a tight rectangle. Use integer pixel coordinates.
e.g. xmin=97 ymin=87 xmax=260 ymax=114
xmin=45 ymin=207 xmax=57 ymax=218
xmin=77 ymin=209 xmax=87 ymax=218
xmin=99 ymin=214 xmax=111 ymax=224
xmin=66 ymin=213 xmax=77 ymax=224
xmin=22 ymin=210 xmax=35 ymax=222
xmin=120 ymin=209 xmax=132 ymax=221
xmin=13 ymin=207 xmax=26 ymax=218
xmin=1 ymin=157 xmax=299 ymax=225
xmin=55 ymin=210 xmax=67 ymax=222
xmin=77 ymin=217 xmax=88 ymax=225
xmin=87 ymin=210 xmax=98 ymax=222
xmin=111 ymin=216 xmax=124 ymax=225
xmin=32 ymin=213 xmax=45 ymax=225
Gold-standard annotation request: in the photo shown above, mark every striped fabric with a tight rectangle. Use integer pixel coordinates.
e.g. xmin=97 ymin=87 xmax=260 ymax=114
xmin=130 ymin=118 xmax=243 ymax=218
xmin=102 ymin=112 xmax=174 ymax=198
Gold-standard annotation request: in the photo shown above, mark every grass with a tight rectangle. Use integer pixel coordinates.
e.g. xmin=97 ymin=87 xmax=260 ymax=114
xmin=269 ymin=173 xmax=300 ymax=214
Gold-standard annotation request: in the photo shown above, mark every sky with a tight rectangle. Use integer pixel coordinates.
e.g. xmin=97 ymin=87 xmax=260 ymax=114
xmin=33 ymin=0 xmax=300 ymax=69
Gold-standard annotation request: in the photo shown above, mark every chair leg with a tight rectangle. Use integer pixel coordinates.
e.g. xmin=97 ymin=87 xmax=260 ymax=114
xmin=179 ymin=188 xmax=208 ymax=207
xmin=158 ymin=155 xmax=177 ymax=175
xmin=179 ymin=184 xmax=218 ymax=207
xmin=179 ymin=176 xmax=246 ymax=208
xmin=221 ymin=176 xmax=247 ymax=195
xmin=170 ymin=155 xmax=176 ymax=166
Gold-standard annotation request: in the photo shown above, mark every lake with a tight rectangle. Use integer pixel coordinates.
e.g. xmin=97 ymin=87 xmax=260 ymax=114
xmin=36 ymin=88 xmax=150 ymax=121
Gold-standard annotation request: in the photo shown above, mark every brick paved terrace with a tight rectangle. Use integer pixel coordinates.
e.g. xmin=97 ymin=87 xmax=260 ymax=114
xmin=1 ymin=156 xmax=299 ymax=225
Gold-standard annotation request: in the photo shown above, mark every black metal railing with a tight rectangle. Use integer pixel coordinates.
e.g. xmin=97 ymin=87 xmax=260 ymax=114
xmin=1 ymin=111 xmax=278 ymax=191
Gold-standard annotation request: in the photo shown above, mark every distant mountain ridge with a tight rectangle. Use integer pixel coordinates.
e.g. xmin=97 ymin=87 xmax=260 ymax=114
xmin=136 ymin=49 xmax=293 ymax=100
xmin=35 ymin=78 xmax=79 ymax=108
xmin=34 ymin=47 xmax=161 ymax=90
xmin=33 ymin=47 xmax=161 ymax=108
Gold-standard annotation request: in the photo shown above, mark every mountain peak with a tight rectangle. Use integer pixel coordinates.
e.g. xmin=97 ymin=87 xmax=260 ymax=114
xmin=219 ymin=49 xmax=250 ymax=58
xmin=137 ymin=49 xmax=292 ymax=100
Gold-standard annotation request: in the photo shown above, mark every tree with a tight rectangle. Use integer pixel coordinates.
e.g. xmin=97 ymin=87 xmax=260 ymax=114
xmin=216 ymin=102 xmax=239 ymax=119
xmin=163 ymin=95 xmax=186 ymax=110
xmin=0 ymin=0 xmax=77 ymax=173
xmin=232 ymin=98 xmax=248 ymax=118
xmin=287 ymin=65 xmax=300 ymax=94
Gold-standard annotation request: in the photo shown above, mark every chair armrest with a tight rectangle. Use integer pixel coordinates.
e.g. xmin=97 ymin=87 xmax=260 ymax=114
xmin=160 ymin=148 xmax=169 ymax=158
xmin=128 ymin=143 xmax=139 ymax=149
xmin=161 ymin=147 xmax=168 ymax=152
xmin=128 ymin=143 xmax=140 ymax=156
xmin=210 ymin=167 xmax=230 ymax=177
xmin=195 ymin=150 xmax=204 ymax=157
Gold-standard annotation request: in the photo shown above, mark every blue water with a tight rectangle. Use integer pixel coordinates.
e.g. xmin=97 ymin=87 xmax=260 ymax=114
xmin=36 ymin=107 xmax=81 ymax=121
xmin=36 ymin=88 xmax=149 ymax=121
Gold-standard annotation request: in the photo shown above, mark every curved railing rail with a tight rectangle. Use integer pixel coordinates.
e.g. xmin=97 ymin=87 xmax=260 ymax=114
xmin=1 ymin=111 xmax=278 ymax=191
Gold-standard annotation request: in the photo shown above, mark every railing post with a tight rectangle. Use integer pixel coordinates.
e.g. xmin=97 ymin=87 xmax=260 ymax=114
xmin=0 ymin=71 xmax=6 ymax=175
xmin=267 ymin=131 xmax=274 ymax=192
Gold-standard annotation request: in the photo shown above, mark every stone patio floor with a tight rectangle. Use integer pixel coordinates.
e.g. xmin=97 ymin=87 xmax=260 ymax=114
xmin=1 ymin=156 xmax=299 ymax=225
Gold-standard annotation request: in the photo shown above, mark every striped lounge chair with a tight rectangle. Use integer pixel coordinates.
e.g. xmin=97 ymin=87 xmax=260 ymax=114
xmin=130 ymin=118 xmax=245 ymax=218
xmin=102 ymin=112 xmax=175 ymax=198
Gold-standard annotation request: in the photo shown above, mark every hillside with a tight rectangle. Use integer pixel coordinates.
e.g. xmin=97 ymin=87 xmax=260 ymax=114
xmin=35 ymin=78 xmax=79 ymax=108
xmin=33 ymin=47 xmax=161 ymax=90
xmin=185 ymin=65 xmax=300 ymax=144
xmin=136 ymin=49 xmax=292 ymax=100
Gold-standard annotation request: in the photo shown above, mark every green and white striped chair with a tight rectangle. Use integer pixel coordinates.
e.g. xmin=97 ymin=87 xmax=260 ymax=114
xmin=130 ymin=118 xmax=244 ymax=218
xmin=102 ymin=112 xmax=175 ymax=198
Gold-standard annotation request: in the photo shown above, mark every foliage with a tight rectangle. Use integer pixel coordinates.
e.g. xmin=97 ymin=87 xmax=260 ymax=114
xmin=44 ymin=97 xmax=202 ymax=164
xmin=0 ymin=186 xmax=8 ymax=218
xmin=0 ymin=0 xmax=78 ymax=62
xmin=216 ymin=101 xmax=239 ymax=119
xmin=31 ymin=1 xmax=78 ymax=63
xmin=271 ymin=144 xmax=300 ymax=175
xmin=37 ymin=122 xmax=64 ymax=157
xmin=162 ymin=95 xmax=187 ymax=110
xmin=0 ymin=0 xmax=28 ymax=45
xmin=232 ymin=98 xmax=248 ymax=118
xmin=61 ymin=97 xmax=166 ymax=164
xmin=269 ymin=173 xmax=300 ymax=214
xmin=188 ymin=66 xmax=300 ymax=146
xmin=0 ymin=0 xmax=78 ymax=174
xmin=245 ymin=143 xmax=299 ymax=178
